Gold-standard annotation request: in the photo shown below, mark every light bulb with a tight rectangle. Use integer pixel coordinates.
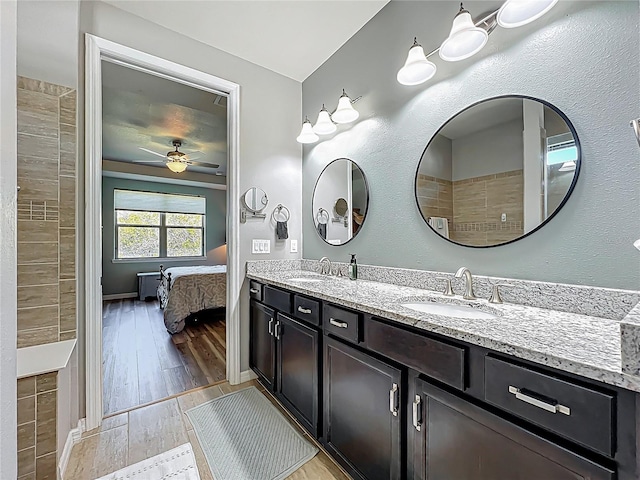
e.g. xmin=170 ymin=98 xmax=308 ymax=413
xmin=497 ymin=0 xmax=559 ymax=29
xmin=332 ymin=90 xmax=360 ymax=124
xmin=296 ymin=117 xmax=319 ymax=144
xmin=313 ymin=105 xmax=336 ymax=135
xmin=166 ymin=161 xmax=188 ymax=173
xmin=439 ymin=4 xmax=488 ymax=62
xmin=397 ymin=38 xmax=437 ymax=86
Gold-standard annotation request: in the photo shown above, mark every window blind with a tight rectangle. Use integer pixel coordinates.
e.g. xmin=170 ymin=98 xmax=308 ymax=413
xmin=114 ymin=190 xmax=206 ymax=214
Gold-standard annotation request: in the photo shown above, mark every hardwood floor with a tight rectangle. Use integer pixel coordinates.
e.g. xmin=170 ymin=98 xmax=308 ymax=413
xmin=103 ymin=299 xmax=226 ymax=416
xmin=65 ymin=379 xmax=351 ymax=480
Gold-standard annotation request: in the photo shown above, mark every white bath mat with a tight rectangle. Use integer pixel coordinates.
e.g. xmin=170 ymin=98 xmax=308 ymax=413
xmin=95 ymin=443 xmax=200 ymax=480
xmin=186 ymin=386 xmax=318 ymax=480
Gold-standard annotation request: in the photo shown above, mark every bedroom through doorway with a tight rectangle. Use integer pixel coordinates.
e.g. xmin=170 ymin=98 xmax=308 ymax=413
xmin=100 ymin=61 xmax=229 ymax=416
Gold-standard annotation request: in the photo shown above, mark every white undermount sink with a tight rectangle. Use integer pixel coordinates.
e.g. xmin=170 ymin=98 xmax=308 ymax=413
xmin=401 ymin=302 xmax=497 ymax=320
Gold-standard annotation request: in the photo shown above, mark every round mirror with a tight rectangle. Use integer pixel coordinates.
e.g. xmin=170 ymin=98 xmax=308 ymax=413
xmin=334 ymin=198 xmax=348 ymax=217
xmin=415 ymin=96 xmax=581 ymax=248
xmin=242 ymin=187 xmax=268 ymax=213
xmin=313 ymin=158 xmax=369 ymax=245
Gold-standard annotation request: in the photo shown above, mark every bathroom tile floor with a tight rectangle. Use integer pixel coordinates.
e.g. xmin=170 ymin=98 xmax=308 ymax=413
xmin=65 ymin=379 xmax=351 ymax=480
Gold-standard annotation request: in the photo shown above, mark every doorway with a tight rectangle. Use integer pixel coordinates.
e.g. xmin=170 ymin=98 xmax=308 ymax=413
xmin=85 ymin=34 xmax=241 ymax=430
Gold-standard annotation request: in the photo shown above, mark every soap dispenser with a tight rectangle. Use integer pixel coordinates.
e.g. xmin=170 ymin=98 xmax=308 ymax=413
xmin=349 ymin=254 xmax=358 ymax=281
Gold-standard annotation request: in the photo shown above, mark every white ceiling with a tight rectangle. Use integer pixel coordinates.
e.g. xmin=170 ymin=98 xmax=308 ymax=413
xmin=102 ymin=0 xmax=389 ymax=81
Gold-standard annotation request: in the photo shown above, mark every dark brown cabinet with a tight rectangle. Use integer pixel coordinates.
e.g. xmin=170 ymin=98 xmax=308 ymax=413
xmin=323 ymin=336 xmax=403 ymax=480
xmin=276 ymin=313 xmax=320 ymax=436
xmin=249 ymin=300 xmax=276 ymax=391
xmin=410 ymin=376 xmax=614 ymax=480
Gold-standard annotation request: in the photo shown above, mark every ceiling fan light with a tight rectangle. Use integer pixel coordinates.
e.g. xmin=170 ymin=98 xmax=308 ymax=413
xmin=332 ymin=90 xmax=360 ymax=124
xmin=166 ymin=160 xmax=188 ymax=173
xmin=497 ymin=0 xmax=559 ymax=28
xmin=397 ymin=39 xmax=437 ymax=86
xmin=313 ymin=105 xmax=337 ymax=135
xmin=296 ymin=117 xmax=319 ymax=144
xmin=439 ymin=4 xmax=488 ymax=62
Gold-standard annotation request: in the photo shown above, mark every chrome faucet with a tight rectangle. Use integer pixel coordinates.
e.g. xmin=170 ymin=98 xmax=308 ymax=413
xmin=454 ymin=266 xmax=477 ymax=300
xmin=318 ymin=257 xmax=332 ymax=275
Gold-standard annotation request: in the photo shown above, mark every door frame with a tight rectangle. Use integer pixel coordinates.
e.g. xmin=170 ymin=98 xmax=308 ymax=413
xmin=84 ymin=34 xmax=241 ymax=430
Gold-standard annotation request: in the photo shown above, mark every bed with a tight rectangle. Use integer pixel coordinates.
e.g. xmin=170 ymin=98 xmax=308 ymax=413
xmin=157 ymin=264 xmax=227 ymax=334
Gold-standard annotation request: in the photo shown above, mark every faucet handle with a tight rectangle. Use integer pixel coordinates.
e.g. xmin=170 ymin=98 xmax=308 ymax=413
xmin=436 ymin=277 xmax=455 ymax=296
xmin=489 ymin=283 xmax=514 ymax=304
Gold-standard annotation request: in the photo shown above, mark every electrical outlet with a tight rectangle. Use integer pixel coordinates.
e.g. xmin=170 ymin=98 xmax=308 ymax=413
xmin=290 ymin=239 xmax=298 ymax=253
xmin=501 ymin=213 xmax=507 ymax=222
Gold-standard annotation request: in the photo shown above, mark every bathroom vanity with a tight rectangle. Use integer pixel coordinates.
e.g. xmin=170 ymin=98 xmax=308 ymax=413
xmin=247 ymin=261 xmax=640 ymax=480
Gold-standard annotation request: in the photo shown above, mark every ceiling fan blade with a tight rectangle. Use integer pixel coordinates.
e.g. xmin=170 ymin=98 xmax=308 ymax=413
xmin=132 ymin=159 xmax=166 ymax=163
xmin=185 ymin=151 xmax=205 ymax=161
xmin=189 ymin=161 xmax=220 ymax=168
xmin=139 ymin=147 xmax=167 ymax=158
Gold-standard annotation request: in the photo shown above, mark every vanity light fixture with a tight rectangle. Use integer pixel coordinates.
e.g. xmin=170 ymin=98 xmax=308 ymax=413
xmin=313 ymin=104 xmax=337 ymax=135
xmin=497 ymin=0 xmax=559 ymax=29
xmin=397 ymin=38 xmax=437 ymax=86
xmin=332 ymin=90 xmax=360 ymax=124
xmin=296 ymin=116 xmax=319 ymax=144
xmin=439 ymin=3 xmax=489 ymax=62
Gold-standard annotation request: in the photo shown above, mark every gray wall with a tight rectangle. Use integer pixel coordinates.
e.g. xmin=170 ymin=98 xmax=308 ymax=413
xmin=101 ymin=176 xmax=227 ymax=295
xmin=302 ymin=1 xmax=640 ymax=290
xmin=419 ymin=134 xmax=452 ymax=180
xmin=452 ymin=120 xmax=523 ymax=181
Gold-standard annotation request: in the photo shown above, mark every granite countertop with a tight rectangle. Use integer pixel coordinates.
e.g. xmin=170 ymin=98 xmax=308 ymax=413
xmin=247 ymin=269 xmax=640 ymax=393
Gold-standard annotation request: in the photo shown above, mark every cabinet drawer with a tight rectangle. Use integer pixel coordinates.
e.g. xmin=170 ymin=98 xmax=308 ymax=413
xmin=366 ymin=318 xmax=466 ymax=390
xmin=249 ymin=280 xmax=263 ymax=302
xmin=293 ymin=294 xmax=320 ymax=326
xmin=323 ymin=304 xmax=360 ymax=343
xmin=263 ymin=285 xmax=292 ymax=313
xmin=484 ymin=356 xmax=614 ymax=456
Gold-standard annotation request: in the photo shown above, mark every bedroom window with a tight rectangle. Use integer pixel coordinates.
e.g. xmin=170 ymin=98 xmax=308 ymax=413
xmin=114 ymin=190 xmax=206 ymax=260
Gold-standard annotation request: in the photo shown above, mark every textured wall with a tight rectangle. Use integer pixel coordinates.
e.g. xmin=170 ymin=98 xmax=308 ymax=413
xmin=101 ymin=176 xmax=227 ymax=296
xmin=17 ymin=77 xmax=77 ymax=347
xmin=302 ymin=1 xmax=640 ymax=289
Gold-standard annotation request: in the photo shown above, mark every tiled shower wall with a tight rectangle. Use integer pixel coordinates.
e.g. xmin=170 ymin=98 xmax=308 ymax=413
xmin=17 ymin=76 xmax=77 ymax=347
xmin=16 ymin=76 xmax=77 ymax=480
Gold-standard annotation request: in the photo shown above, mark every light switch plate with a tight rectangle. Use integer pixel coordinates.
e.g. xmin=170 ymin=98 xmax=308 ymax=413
xmin=252 ymin=239 xmax=271 ymax=254
xmin=290 ymin=239 xmax=298 ymax=253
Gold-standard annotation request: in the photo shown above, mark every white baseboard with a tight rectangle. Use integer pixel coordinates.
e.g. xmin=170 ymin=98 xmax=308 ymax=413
xmin=59 ymin=419 xmax=85 ymax=480
xmin=102 ymin=292 xmax=138 ymax=301
xmin=240 ymin=369 xmax=257 ymax=383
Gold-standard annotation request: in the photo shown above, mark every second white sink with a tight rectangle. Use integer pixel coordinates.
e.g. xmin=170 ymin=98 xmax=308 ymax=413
xmin=401 ymin=302 xmax=497 ymax=320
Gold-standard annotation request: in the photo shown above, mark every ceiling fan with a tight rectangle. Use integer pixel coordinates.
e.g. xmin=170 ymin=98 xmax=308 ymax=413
xmin=136 ymin=140 xmax=219 ymax=173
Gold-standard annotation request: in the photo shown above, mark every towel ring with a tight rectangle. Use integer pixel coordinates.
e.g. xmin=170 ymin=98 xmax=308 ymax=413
xmin=272 ymin=204 xmax=290 ymax=222
xmin=316 ymin=208 xmax=329 ymax=225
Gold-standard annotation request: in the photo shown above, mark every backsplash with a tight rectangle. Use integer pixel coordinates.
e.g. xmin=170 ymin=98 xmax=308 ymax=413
xmin=247 ymin=259 xmax=639 ymax=321
xmin=17 ymin=76 xmax=77 ymax=347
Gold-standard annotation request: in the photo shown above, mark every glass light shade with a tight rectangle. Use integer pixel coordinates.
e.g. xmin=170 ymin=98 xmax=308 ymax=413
xmin=397 ymin=42 xmax=437 ymax=86
xmin=332 ymin=93 xmax=360 ymax=124
xmin=166 ymin=160 xmax=188 ymax=173
xmin=558 ymin=160 xmax=576 ymax=172
xmin=296 ymin=119 xmax=319 ymax=144
xmin=313 ymin=106 xmax=337 ymax=135
xmin=439 ymin=8 xmax=488 ymax=62
xmin=497 ymin=0 xmax=559 ymax=28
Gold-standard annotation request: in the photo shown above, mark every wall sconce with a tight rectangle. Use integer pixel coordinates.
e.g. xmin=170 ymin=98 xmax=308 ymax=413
xmin=297 ymin=91 xmax=362 ymax=144
xmin=397 ymin=0 xmax=558 ymax=85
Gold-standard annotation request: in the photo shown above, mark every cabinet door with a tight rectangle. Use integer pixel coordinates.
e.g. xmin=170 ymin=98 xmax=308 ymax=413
xmin=276 ymin=313 xmax=319 ymax=437
xmin=410 ymin=377 xmax=614 ymax=480
xmin=249 ymin=300 xmax=276 ymax=391
xmin=324 ymin=336 xmax=402 ymax=480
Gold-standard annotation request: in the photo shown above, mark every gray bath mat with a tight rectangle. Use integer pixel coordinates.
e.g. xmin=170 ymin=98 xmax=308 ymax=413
xmin=185 ymin=386 xmax=318 ymax=480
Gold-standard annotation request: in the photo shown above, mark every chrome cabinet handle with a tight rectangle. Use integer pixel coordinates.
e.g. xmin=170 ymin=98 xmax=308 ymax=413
xmin=274 ymin=321 xmax=281 ymax=340
xmin=329 ymin=318 xmax=348 ymax=329
xmin=297 ymin=306 xmax=312 ymax=314
xmin=268 ymin=318 xmax=274 ymax=336
xmin=508 ymin=386 xmax=570 ymax=415
xmin=250 ymin=288 xmax=260 ymax=294
xmin=389 ymin=383 xmax=399 ymax=417
xmin=412 ymin=395 xmax=422 ymax=431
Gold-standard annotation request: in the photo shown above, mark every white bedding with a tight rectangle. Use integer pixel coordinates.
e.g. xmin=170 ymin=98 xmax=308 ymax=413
xmin=164 ymin=265 xmax=227 ymax=286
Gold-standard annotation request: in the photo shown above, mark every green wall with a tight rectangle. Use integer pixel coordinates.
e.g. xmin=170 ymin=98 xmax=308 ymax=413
xmin=102 ymin=176 xmax=226 ymax=295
